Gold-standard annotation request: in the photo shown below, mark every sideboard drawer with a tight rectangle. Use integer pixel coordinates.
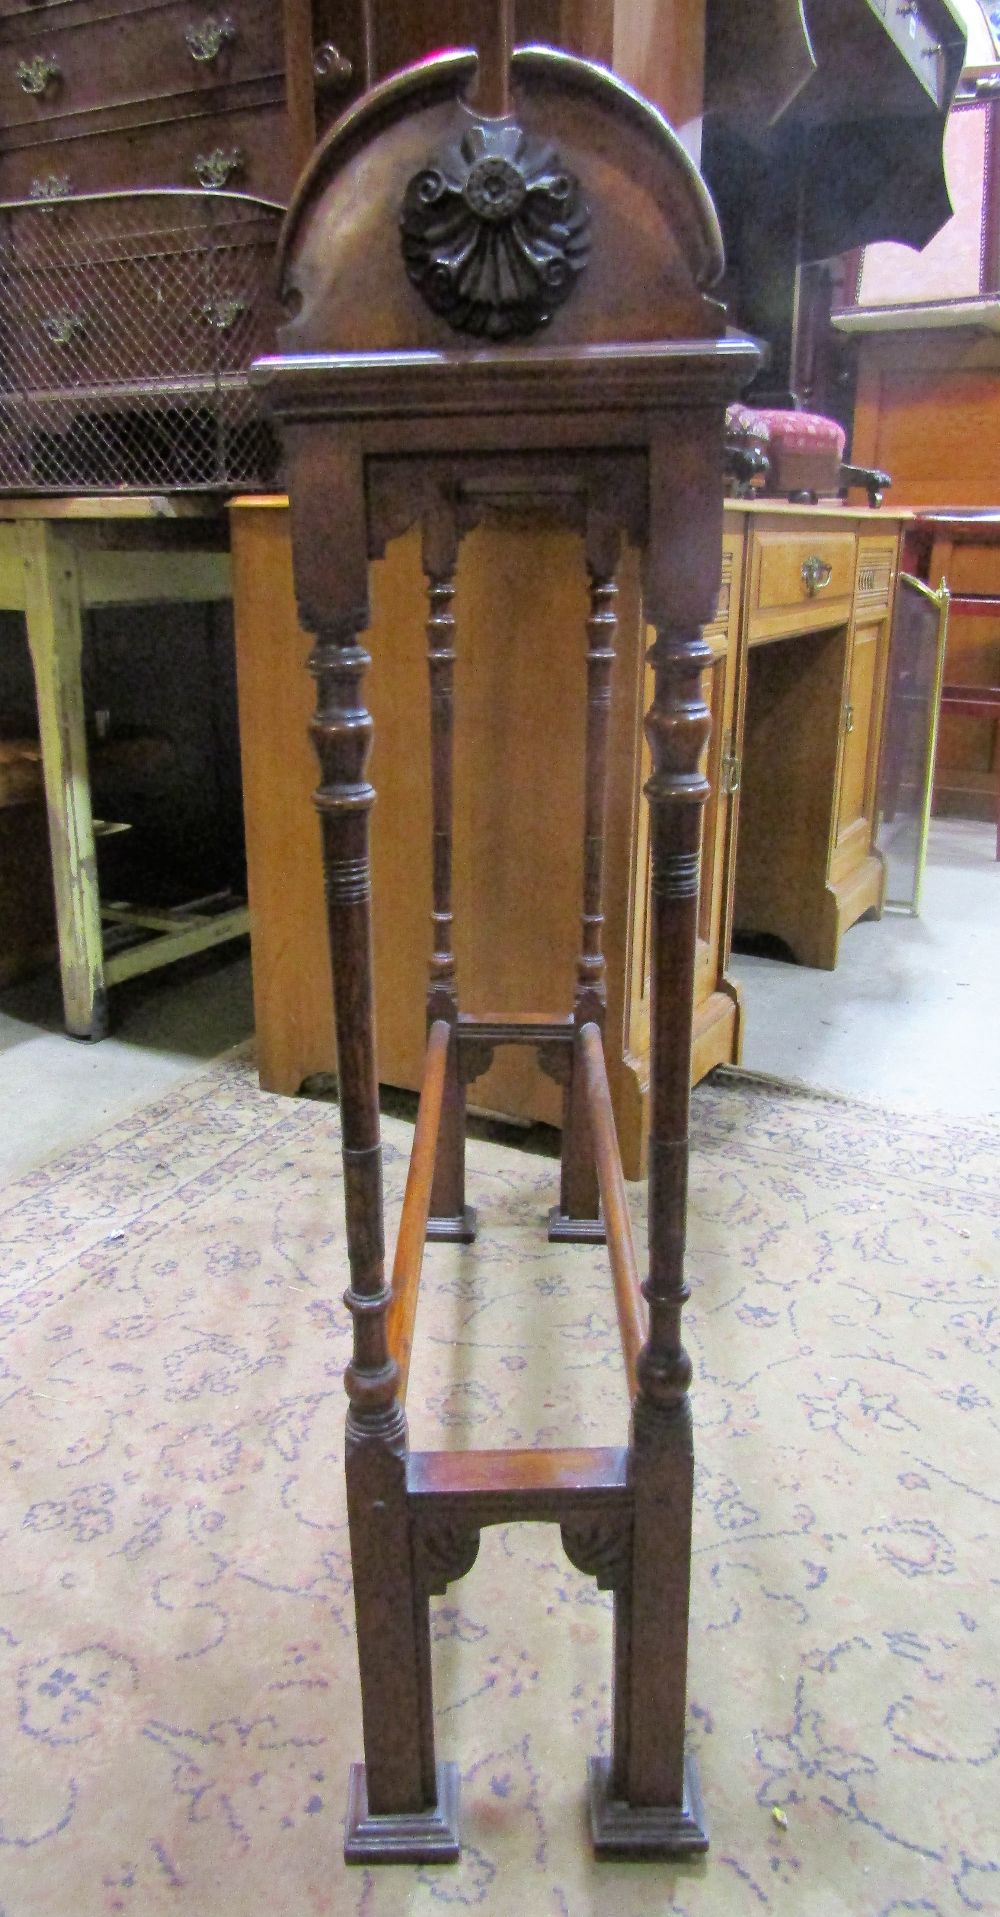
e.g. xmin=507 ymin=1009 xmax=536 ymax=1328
xmin=748 ymin=526 xmax=855 ymax=639
xmin=0 ymin=96 xmax=290 ymax=202
xmin=0 ymin=0 xmax=282 ymax=131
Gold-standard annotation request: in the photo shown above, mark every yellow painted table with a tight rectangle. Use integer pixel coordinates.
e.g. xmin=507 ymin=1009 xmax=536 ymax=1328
xmin=0 ymin=495 xmax=245 ymax=1039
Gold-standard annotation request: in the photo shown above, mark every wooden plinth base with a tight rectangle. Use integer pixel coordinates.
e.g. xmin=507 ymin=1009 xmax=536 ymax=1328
xmin=547 ymin=1204 xmax=606 ymax=1245
xmin=344 ymin=1761 xmax=461 ymax=1863
xmin=587 ymin=1755 xmax=709 ymax=1858
xmin=426 ymin=1206 xmax=477 ymax=1244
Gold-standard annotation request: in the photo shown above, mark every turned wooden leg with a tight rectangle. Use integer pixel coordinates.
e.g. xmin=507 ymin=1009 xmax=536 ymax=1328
xmin=550 ymin=546 xmax=619 ymax=1244
xmin=590 ymin=618 xmax=711 ymax=1857
xmin=423 ymin=517 xmax=476 ymax=1245
xmin=309 ymin=616 xmax=460 ymax=1862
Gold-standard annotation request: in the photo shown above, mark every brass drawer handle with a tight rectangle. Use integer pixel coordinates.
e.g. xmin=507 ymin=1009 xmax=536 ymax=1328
xmin=802 ymin=555 xmax=833 ymax=595
xmin=193 ymin=146 xmax=244 ymax=189
xmin=41 ymin=310 xmax=85 ymax=345
xmin=17 ymin=53 xmax=60 ymax=95
xmin=185 ymin=16 xmax=236 ymax=62
xmin=313 ymin=41 xmax=353 ymax=87
xmin=922 ymin=42 xmax=943 ymax=56
xmin=844 ymin=701 xmax=855 ymax=735
xmin=200 ymin=296 xmax=245 ymax=331
xmin=30 ymin=173 xmax=71 ymax=200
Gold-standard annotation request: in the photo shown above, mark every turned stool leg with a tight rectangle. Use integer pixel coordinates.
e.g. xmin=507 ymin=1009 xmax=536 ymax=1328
xmin=550 ymin=546 xmax=619 ymax=1244
xmin=590 ymin=618 xmax=711 ymax=1855
xmin=423 ymin=511 xmax=476 ymax=1245
xmin=309 ymin=617 xmax=459 ymax=1861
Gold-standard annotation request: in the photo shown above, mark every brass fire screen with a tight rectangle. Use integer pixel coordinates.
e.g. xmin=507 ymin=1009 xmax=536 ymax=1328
xmin=0 ymin=188 xmax=284 ymax=493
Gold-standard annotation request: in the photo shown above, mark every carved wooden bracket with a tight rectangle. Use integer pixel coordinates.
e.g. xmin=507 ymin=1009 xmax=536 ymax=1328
xmin=537 ymin=1040 xmax=573 ymax=1089
xmin=560 ymin=1513 xmax=632 ymax=1591
xmin=413 ymin=1519 xmax=482 ymax=1596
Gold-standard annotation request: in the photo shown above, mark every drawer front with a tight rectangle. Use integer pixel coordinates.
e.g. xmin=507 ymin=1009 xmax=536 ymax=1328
xmin=8 ymin=246 xmax=279 ymax=390
xmin=0 ymin=98 xmax=291 ymax=202
xmin=749 ymin=526 xmax=856 ymax=637
xmin=0 ymin=0 xmax=282 ymax=131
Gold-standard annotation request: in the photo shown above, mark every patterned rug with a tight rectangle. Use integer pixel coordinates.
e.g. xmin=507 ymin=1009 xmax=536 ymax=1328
xmin=1 ymin=1054 xmax=998 ymax=1917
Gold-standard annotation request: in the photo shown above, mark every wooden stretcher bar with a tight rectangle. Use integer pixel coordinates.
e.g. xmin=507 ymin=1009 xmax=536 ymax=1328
xmin=387 ymin=1016 xmax=451 ymax=1403
xmin=578 ymin=1019 xmax=646 ymax=1401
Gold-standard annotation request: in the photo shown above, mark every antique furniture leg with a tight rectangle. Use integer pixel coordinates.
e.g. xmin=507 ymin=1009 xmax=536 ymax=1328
xmin=550 ymin=529 xmax=619 ymax=1244
xmin=17 ymin=521 xmax=108 ymax=1040
xmin=589 ymin=614 xmax=711 ymax=1855
xmin=423 ymin=503 xmax=476 ymax=1244
xmin=309 ymin=611 xmax=459 ymax=1862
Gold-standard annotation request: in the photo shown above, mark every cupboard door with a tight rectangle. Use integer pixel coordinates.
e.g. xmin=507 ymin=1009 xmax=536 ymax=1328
xmin=832 ymin=613 xmax=885 ymax=875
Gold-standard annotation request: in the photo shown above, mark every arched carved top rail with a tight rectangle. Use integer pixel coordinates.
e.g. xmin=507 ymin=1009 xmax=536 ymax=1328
xmin=275 ymin=45 xmax=726 ymax=357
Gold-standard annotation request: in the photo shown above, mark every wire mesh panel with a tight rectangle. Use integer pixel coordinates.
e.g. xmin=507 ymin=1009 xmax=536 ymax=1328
xmin=0 ymin=188 xmax=284 ymax=491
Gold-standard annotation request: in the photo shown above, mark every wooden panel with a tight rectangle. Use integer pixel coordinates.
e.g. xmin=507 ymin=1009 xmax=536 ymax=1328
xmin=230 ymin=499 xmax=646 ymax=1139
xmin=855 ymin=536 xmax=897 ymax=613
xmin=851 ymin=333 xmax=1000 ymax=510
xmin=733 ymin=621 xmax=849 ymax=968
xmin=230 ymin=499 xmax=335 ymax=1096
xmin=835 ymin=617 xmax=881 ymax=853
xmin=850 ymin=328 xmax=1000 ymax=814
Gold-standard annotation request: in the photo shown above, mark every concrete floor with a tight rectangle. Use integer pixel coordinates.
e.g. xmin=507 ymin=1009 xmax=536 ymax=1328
xmin=730 ymin=817 xmax=1000 ymax=1115
xmin=0 ymin=944 xmax=254 ymax=1183
xmin=0 ymin=818 xmax=996 ymax=1182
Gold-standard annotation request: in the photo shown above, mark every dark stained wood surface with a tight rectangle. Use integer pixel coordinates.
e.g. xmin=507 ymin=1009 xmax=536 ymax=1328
xmin=256 ymin=40 xmax=757 ymax=1867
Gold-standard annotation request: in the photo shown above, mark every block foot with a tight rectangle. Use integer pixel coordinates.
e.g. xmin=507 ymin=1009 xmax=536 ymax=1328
xmin=344 ymin=1761 xmax=460 ymax=1864
xmin=426 ymin=1206 xmax=477 ymax=1244
xmin=588 ymin=1754 xmax=708 ymax=1858
xmin=547 ymin=1204 xmax=606 ymax=1245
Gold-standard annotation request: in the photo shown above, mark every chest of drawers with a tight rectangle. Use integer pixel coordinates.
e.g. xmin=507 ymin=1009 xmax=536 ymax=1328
xmin=0 ymin=1 xmax=366 ymax=488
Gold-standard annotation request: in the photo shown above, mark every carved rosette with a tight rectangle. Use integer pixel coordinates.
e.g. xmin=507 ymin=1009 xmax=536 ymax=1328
xmin=400 ymin=121 xmax=590 ymax=339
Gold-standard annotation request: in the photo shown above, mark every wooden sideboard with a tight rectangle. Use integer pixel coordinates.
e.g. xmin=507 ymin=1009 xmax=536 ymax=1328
xmin=231 ymin=497 xmax=905 ymax=1176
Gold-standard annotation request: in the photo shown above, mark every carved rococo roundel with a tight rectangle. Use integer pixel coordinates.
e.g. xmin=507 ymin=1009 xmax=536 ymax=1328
xmin=400 ymin=121 xmax=591 ymax=340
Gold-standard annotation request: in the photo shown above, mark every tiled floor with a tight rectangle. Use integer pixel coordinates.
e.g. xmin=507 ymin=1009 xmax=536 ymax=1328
xmin=0 ymin=817 xmax=996 ymax=1182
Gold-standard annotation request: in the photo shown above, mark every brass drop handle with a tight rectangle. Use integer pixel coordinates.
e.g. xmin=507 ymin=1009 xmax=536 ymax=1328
xmin=193 ymin=146 xmax=244 ymax=189
xmin=41 ymin=310 xmax=85 ymax=345
xmin=17 ymin=53 xmax=60 ymax=95
xmin=185 ymin=16 xmax=236 ymax=62
xmin=313 ymin=41 xmax=353 ymax=87
xmin=844 ymin=702 xmax=855 ymax=735
xmin=200 ymin=296 xmax=245 ymax=331
xmin=802 ymin=554 xmax=833 ymax=595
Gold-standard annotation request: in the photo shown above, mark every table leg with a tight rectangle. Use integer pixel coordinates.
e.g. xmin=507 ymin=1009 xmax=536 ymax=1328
xmin=18 ymin=522 xmax=107 ymax=1040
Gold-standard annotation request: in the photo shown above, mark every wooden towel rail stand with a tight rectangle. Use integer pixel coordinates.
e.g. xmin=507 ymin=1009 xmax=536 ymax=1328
xmin=254 ymin=34 xmax=757 ymax=1868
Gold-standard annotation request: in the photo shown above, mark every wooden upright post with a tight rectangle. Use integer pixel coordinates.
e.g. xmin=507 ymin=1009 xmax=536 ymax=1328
xmin=424 ymin=501 xmax=476 ymax=1244
xmin=309 ymin=612 xmax=459 ymax=1860
xmin=589 ymin=609 xmax=711 ymax=1852
xmin=550 ymin=514 xmax=621 ymax=1242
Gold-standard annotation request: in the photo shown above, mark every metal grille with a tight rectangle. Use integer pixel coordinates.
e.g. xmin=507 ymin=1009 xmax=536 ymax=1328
xmin=0 ymin=189 xmax=284 ymax=492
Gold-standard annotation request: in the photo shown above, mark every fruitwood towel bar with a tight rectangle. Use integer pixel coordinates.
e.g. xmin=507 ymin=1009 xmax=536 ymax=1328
xmin=253 ymin=40 xmax=757 ymax=1867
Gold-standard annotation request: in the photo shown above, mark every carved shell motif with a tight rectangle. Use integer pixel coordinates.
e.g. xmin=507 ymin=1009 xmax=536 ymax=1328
xmin=400 ymin=121 xmax=591 ymax=340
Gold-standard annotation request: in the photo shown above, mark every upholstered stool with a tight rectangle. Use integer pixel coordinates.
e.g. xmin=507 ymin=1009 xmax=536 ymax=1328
xmin=255 ymin=43 xmax=756 ymax=1867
